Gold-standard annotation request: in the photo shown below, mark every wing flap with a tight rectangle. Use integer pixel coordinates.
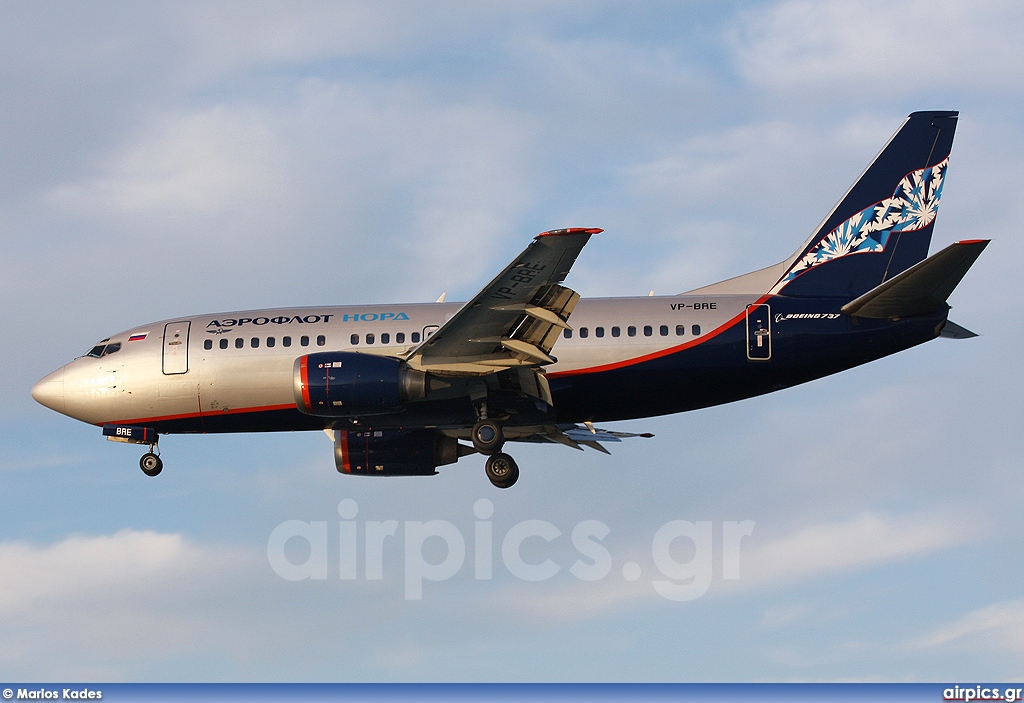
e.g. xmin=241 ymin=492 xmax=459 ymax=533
xmin=407 ymin=229 xmax=597 ymax=374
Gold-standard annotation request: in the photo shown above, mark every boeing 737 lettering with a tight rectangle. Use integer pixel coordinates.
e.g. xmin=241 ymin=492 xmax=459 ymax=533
xmin=32 ymin=111 xmax=987 ymax=488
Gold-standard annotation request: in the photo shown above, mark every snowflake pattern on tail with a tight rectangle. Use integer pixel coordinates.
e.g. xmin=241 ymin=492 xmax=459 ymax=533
xmin=780 ymin=157 xmax=948 ymax=286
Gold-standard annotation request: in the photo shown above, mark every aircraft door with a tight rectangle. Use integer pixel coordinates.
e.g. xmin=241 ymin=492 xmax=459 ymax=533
xmin=423 ymin=325 xmax=439 ymax=339
xmin=162 ymin=321 xmax=191 ymax=375
xmin=745 ymin=304 xmax=771 ymax=361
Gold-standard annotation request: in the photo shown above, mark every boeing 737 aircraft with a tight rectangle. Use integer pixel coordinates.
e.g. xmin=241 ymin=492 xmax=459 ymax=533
xmin=32 ymin=111 xmax=986 ymax=488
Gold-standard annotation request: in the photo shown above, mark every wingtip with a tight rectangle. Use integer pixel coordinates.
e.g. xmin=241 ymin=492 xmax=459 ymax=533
xmin=536 ymin=228 xmax=603 ymax=238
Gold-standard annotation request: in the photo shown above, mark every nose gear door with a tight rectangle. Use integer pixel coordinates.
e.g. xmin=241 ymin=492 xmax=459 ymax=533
xmin=746 ymin=304 xmax=771 ymax=361
xmin=162 ymin=321 xmax=191 ymax=375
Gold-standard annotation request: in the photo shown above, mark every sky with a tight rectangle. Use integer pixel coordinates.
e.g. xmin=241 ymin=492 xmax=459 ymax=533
xmin=2 ymin=0 xmax=1023 ymax=682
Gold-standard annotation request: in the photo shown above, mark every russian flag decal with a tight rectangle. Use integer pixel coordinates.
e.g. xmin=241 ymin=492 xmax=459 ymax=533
xmin=128 ymin=332 xmax=148 ymax=342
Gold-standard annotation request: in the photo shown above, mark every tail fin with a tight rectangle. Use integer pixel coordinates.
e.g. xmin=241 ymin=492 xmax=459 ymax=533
xmin=771 ymin=111 xmax=959 ymax=299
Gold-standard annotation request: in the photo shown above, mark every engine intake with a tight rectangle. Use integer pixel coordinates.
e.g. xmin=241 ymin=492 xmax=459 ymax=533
xmin=293 ymin=352 xmax=425 ymax=417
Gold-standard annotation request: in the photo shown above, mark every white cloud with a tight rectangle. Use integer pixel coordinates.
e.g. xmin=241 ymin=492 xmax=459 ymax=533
xmin=482 ymin=511 xmax=977 ymax=625
xmin=731 ymin=0 xmax=1024 ymax=93
xmin=496 ymin=572 xmax=652 ymax=624
xmin=739 ymin=512 xmax=978 ymax=588
xmin=0 ymin=530 xmax=211 ymax=611
xmin=47 ymin=106 xmax=288 ymax=218
xmin=907 ymin=598 xmax=1024 ymax=654
xmin=0 ymin=530 xmax=253 ymax=679
xmin=606 ymin=114 xmax=900 ymax=291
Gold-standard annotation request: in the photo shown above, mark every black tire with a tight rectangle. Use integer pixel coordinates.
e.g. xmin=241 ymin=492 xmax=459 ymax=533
xmin=485 ymin=452 xmax=519 ymax=489
xmin=140 ymin=453 xmax=163 ymax=477
xmin=471 ymin=420 xmax=504 ymax=455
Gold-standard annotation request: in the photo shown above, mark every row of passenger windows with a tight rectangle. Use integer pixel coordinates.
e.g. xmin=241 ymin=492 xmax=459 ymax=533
xmin=203 ymin=335 xmax=327 ymax=351
xmin=349 ymin=331 xmax=421 ymax=346
xmin=202 ymin=325 xmax=701 ymax=351
xmin=202 ymin=331 xmax=429 ymax=351
xmin=565 ymin=324 xmax=701 ymax=339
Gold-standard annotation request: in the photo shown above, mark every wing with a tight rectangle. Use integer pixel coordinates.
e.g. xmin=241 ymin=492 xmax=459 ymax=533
xmin=405 ymin=228 xmax=601 ymax=374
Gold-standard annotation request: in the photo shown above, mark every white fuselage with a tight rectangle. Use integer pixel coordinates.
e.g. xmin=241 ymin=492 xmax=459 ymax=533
xmin=33 ymin=295 xmax=751 ymax=428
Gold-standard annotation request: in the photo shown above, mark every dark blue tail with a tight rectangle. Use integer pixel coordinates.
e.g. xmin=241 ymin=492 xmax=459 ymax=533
xmin=771 ymin=111 xmax=958 ymax=299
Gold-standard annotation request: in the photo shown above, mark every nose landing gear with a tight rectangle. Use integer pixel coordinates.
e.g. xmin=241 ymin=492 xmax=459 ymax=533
xmin=140 ymin=443 xmax=162 ymax=477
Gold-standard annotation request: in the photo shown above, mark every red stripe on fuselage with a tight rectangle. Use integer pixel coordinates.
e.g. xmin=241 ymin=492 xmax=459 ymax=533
xmin=548 ymin=295 xmax=769 ymax=378
xmin=98 ymin=403 xmax=297 ymax=427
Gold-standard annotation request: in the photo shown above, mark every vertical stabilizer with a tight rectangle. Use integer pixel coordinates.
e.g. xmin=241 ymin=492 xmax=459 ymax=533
xmin=771 ymin=111 xmax=958 ymax=299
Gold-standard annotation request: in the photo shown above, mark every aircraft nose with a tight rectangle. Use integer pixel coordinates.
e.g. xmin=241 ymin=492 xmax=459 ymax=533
xmin=32 ymin=368 xmax=66 ymax=414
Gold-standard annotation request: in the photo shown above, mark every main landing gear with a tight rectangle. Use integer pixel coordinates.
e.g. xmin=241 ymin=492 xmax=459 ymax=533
xmin=485 ymin=453 xmax=519 ymax=489
xmin=472 ymin=419 xmax=519 ymax=488
xmin=140 ymin=443 xmax=162 ymax=477
xmin=471 ymin=419 xmax=504 ymax=455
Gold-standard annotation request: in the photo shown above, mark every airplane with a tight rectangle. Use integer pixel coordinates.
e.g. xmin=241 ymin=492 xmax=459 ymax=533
xmin=32 ymin=110 xmax=987 ymax=488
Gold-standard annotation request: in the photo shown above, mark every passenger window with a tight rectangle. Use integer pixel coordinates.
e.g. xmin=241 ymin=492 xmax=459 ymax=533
xmin=220 ymin=338 xmax=228 ymax=349
xmin=611 ymin=326 xmax=620 ymax=337
xmin=251 ymin=337 xmax=259 ymax=348
xmin=563 ymin=329 xmax=572 ymax=339
xmin=300 ymin=336 xmax=309 ymax=347
xmin=366 ymin=333 xmax=375 ymax=345
xmin=411 ymin=332 xmax=421 ymax=343
xmin=317 ymin=335 xmax=326 ymax=346
xmin=235 ymin=338 xmax=244 ymax=349
xmin=396 ymin=332 xmax=405 ymax=344
xmin=660 ymin=325 xmax=669 ymax=336
xmin=692 ymin=325 xmax=701 ymax=336
xmin=381 ymin=333 xmax=390 ymax=344
xmin=204 ymin=339 xmax=213 ymax=350
xmin=644 ymin=325 xmax=653 ymax=337
xmin=580 ymin=327 xmax=589 ymax=338
xmin=351 ymin=334 xmax=359 ymax=345
xmin=595 ymin=327 xmax=604 ymax=338
xmin=676 ymin=325 xmax=685 ymax=336
xmin=283 ymin=336 xmax=292 ymax=347
xmin=267 ymin=337 xmax=276 ymax=348
xmin=627 ymin=326 xmax=636 ymax=337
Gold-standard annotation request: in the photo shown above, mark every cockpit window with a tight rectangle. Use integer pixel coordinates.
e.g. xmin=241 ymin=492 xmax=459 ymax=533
xmin=85 ymin=341 xmax=122 ymax=358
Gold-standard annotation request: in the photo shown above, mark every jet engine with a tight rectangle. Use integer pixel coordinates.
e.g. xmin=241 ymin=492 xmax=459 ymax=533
xmin=335 ymin=428 xmax=472 ymax=476
xmin=293 ymin=352 xmax=425 ymax=417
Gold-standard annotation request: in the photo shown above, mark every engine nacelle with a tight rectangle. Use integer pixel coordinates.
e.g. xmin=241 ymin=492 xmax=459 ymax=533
xmin=335 ymin=429 xmax=469 ymax=476
xmin=293 ymin=352 xmax=425 ymax=417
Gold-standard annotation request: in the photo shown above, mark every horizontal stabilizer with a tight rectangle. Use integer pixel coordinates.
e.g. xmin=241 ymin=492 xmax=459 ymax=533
xmin=561 ymin=424 xmax=655 ymax=443
xmin=841 ymin=240 xmax=989 ymax=319
xmin=940 ymin=320 xmax=978 ymax=339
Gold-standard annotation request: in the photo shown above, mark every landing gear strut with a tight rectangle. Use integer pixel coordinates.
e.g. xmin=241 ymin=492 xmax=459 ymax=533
xmin=485 ymin=452 xmax=519 ymax=489
xmin=140 ymin=444 xmax=162 ymax=477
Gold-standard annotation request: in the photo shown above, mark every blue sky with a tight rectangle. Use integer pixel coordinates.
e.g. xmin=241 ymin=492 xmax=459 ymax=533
xmin=2 ymin=0 xmax=1023 ymax=682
